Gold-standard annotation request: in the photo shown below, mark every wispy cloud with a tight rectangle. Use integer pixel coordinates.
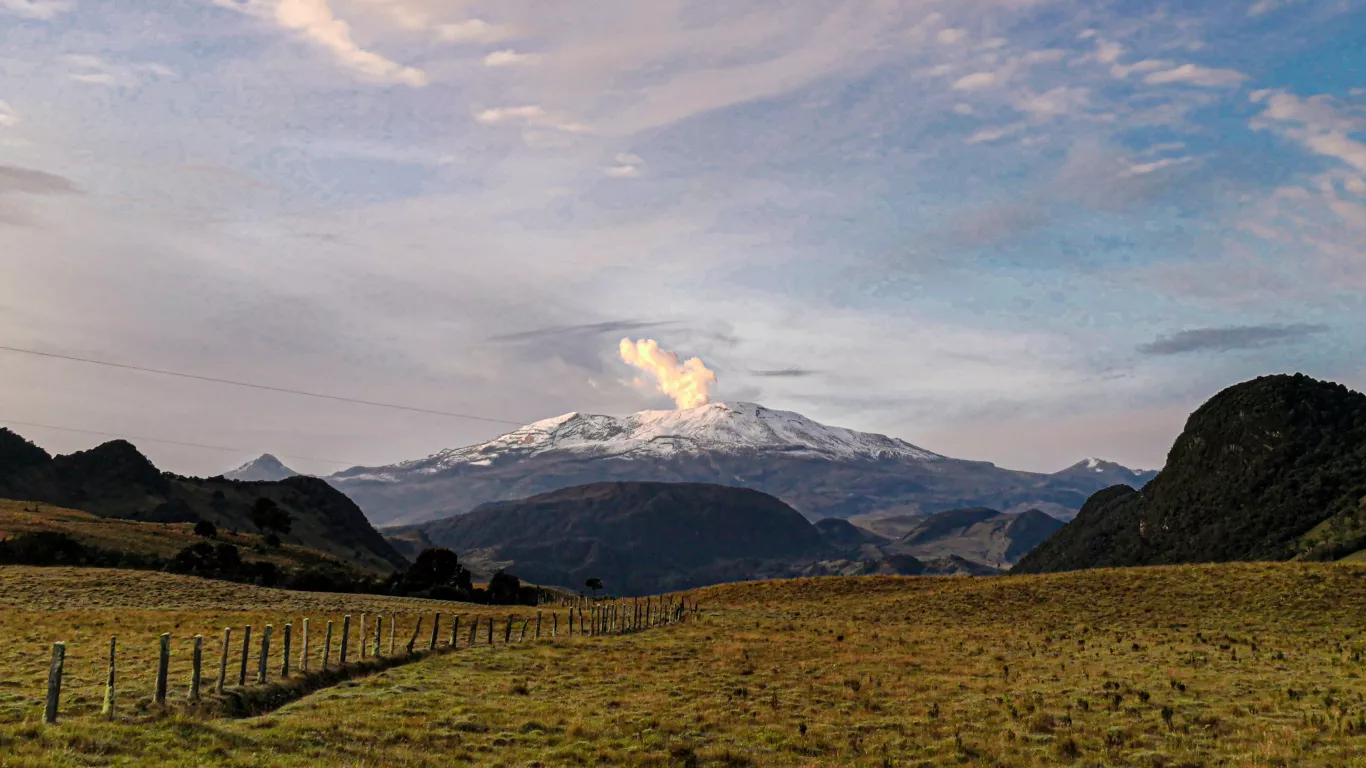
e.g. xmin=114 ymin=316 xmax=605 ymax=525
xmin=1143 ymin=64 xmax=1248 ymax=88
xmin=0 ymin=101 xmax=17 ymax=127
xmin=66 ymin=55 xmax=175 ymax=88
xmin=483 ymin=49 xmax=540 ymax=68
xmin=1138 ymin=324 xmax=1329 ymax=355
xmin=214 ymin=0 xmax=428 ymax=86
xmin=476 ymin=105 xmax=592 ymax=134
xmin=437 ymin=19 xmax=517 ymax=43
xmin=1251 ymin=89 xmax=1366 ymax=172
xmin=0 ymin=0 xmax=68 ymax=19
xmin=0 ymin=165 xmax=79 ymax=195
xmin=751 ymin=367 xmax=820 ymax=378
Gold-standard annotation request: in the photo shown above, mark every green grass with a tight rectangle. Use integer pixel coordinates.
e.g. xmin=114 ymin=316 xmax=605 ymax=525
xmin=3 ymin=562 xmax=1366 ymax=766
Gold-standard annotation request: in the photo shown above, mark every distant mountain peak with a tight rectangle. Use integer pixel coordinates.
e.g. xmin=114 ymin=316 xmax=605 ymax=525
xmin=1061 ymin=457 xmax=1155 ymax=478
xmin=224 ymin=454 xmax=300 ymax=482
xmin=362 ymin=401 xmax=943 ymax=479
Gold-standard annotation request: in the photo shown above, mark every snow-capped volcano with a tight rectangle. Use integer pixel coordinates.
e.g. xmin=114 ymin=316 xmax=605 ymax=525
xmin=323 ymin=401 xmax=1153 ymax=527
xmin=385 ymin=402 xmax=940 ymax=477
xmin=223 ymin=453 xmax=301 ymax=482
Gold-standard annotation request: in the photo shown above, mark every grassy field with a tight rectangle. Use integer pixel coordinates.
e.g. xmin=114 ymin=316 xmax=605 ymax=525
xmin=2 ymin=561 xmax=1366 ymax=766
xmin=0 ymin=499 xmax=362 ymax=573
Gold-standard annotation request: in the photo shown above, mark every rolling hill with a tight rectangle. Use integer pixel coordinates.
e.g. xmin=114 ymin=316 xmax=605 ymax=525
xmin=885 ymin=507 xmax=1064 ymax=569
xmin=1015 ymin=373 xmax=1366 ymax=573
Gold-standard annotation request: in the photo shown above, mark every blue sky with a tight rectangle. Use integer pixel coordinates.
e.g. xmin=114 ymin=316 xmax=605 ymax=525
xmin=0 ymin=0 xmax=1363 ymax=476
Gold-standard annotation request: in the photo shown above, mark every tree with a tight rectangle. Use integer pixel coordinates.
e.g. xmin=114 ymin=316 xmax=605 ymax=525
xmin=400 ymin=548 xmax=472 ymax=594
xmin=249 ymin=498 xmax=292 ymax=534
xmin=193 ymin=519 xmax=218 ymax=538
xmin=585 ymin=577 xmax=603 ymax=597
xmin=488 ymin=570 xmax=525 ymax=605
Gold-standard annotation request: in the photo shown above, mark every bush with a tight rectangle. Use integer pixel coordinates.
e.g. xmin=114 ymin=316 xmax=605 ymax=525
xmin=194 ymin=519 xmax=218 ymax=538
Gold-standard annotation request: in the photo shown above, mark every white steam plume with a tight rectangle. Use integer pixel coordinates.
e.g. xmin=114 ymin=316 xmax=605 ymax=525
xmin=619 ymin=338 xmax=717 ymax=410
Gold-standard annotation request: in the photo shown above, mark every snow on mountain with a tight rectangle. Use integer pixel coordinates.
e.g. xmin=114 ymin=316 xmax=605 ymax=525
xmin=346 ymin=402 xmax=942 ymax=482
xmin=224 ymin=454 xmax=301 ymax=482
xmin=1070 ymin=457 xmax=1153 ymax=477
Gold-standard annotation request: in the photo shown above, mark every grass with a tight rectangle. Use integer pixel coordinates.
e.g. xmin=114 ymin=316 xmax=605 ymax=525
xmin=0 ymin=499 xmax=361 ymax=573
xmin=2 ymin=561 xmax=1366 ymax=766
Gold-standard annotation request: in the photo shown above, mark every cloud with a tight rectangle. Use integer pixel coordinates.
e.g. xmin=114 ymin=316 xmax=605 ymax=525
xmin=1247 ymin=0 xmax=1309 ymax=16
xmin=214 ymin=0 xmax=428 ymax=86
xmin=0 ymin=101 xmax=17 ymax=127
xmin=488 ymin=319 xmax=674 ymax=343
xmin=437 ymin=19 xmax=517 ymax=43
xmin=619 ymin=338 xmax=718 ymax=410
xmin=937 ymin=28 xmax=966 ymax=45
xmin=953 ymin=71 xmax=1007 ymax=91
xmin=0 ymin=0 xmax=68 ymax=19
xmin=0 ymin=165 xmax=80 ymax=195
xmin=604 ymin=153 xmax=643 ymax=178
xmin=66 ymin=55 xmax=176 ymax=88
xmin=1143 ymin=64 xmax=1249 ymax=88
xmin=476 ymin=105 xmax=592 ymax=134
xmin=965 ymin=124 xmax=1023 ymax=144
xmin=1014 ymin=86 xmax=1089 ymax=119
xmin=483 ymin=49 xmax=540 ymax=68
xmin=1251 ymin=89 xmax=1366 ymax=173
xmin=1138 ymin=324 xmax=1329 ymax=355
xmin=751 ymin=368 xmax=819 ymax=378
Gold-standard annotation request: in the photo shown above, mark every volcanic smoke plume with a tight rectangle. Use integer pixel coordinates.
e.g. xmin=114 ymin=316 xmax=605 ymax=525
xmin=619 ymin=338 xmax=718 ymax=409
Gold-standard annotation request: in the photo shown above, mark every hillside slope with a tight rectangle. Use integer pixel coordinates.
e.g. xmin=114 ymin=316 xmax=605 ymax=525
xmin=407 ymin=481 xmax=828 ymax=595
xmin=0 ymin=429 xmax=407 ymax=573
xmin=1016 ymin=374 xmax=1366 ymax=573
xmin=888 ymin=507 xmax=1064 ymax=569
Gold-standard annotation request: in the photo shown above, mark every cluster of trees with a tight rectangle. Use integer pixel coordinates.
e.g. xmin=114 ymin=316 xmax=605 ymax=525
xmin=0 ymin=528 xmax=547 ymax=606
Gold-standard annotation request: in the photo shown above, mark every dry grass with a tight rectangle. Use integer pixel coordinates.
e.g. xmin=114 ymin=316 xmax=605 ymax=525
xmin=0 ymin=499 xmax=357 ymax=572
xmin=3 ymin=561 xmax=1366 ymax=766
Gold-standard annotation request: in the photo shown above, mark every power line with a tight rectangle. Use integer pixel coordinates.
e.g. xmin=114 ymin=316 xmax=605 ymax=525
xmin=0 ymin=344 xmax=524 ymax=426
xmin=0 ymin=417 xmax=359 ymax=468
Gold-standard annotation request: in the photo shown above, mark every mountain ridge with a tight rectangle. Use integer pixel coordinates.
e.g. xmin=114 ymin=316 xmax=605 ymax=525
xmin=308 ymin=402 xmax=1154 ymax=526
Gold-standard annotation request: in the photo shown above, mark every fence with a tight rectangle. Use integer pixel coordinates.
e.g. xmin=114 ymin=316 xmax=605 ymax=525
xmin=39 ymin=595 xmax=699 ymax=724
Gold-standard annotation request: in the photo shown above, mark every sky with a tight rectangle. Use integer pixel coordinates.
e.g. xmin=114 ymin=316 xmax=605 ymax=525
xmin=1 ymin=0 xmax=1363 ymax=477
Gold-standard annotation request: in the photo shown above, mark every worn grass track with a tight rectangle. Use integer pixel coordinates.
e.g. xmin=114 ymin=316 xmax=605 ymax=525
xmin=3 ymin=562 xmax=1366 ymax=766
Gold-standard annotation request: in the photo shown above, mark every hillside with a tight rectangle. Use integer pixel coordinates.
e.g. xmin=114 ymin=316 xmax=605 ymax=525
xmin=886 ymin=507 xmax=1064 ymax=569
xmin=0 ymin=499 xmax=369 ymax=574
xmin=405 ymin=481 xmax=829 ymax=595
xmin=0 ymin=429 xmax=407 ymax=573
xmin=1016 ymin=373 xmax=1366 ymax=573
xmin=4 ymin=561 xmax=1365 ymax=765
xmin=323 ymin=401 xmax=1152 ymax=525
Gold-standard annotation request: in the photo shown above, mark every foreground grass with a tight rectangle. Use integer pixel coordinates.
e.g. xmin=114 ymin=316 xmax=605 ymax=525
xmin=3 ymin=562 xmax=1366 ymax=766
xmin=0 ymin=567 xmax=550 ymax=725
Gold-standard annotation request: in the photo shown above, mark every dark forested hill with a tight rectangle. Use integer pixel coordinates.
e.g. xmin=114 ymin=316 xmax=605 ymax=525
xmin=0 ymin=429 xmax=407 ymax=573
xmin=1016 ymin=374 xmax=1366 ymax=573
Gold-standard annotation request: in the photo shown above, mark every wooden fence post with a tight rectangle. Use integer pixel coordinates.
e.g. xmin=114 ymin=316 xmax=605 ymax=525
xmin=469 ymin=616 xmax=478 ymax=647
xmin=407 ymin=617 xmax=423 ymax=654
xmin=190 ymin=634 xmax=203 ymax=702
xmin=487 ymin=616 xmax=493 ymax=645
xmin=451 ymin=615 xmax=460 ymax=648
xmin=375 ymin=615 xmax=384 ymax=658
xmin=430 ymin=613 xmax=440 ymax=650
xmin=156 ymin=632 xmax=171 ymax=705
xmin=519 ymin=618 xmax=529 ymax=642
xmin=217 ymin=628 xmax=231 ymax=693
xmin=258 ymin=625 xmax=273 ymax=685
xmin=389 ymin=613 xmax=397 ymax=656
xmin=504 ymin=616 xmax=513 ymax=644
xmin=568 ymin=609 xmax=574 ymax=636
xmin=339 ymin=615 xmax=351 ymax=665
xmin=553 ymin=612 xmax=558 ymax=637
xmin=239 ymin=625 xmax=252 ymax=686
xmin=102 ymin=636 xmax=116 ymax=719
xmin=301 ymin=619 xmax=310 ymax=673
xmin=282 ymin=623 xmax=292 ymax=679
xmin=536 ymin=611 xmax=542 ymax=640
xmin=44 ymin=641 xmax=65 ymax=724
xmin=323 ymin=620 xmax=334 ymax=669
xmin=359 ymin=614 xmax=367 ymax=659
